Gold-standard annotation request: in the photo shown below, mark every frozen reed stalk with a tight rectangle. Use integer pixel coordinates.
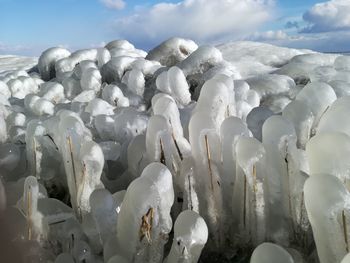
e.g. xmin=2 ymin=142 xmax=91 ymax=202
xmin=343 ymin=210 xmax=349 ymax=253
xmin=67 ymin=135 xmax=81 ymax=220
xmin=27 ymin=186 xmax=32 ymax=240
xmin=22 ymin=176 xmax=45 ymax=241
xmin=304 ymin=173 xmax=350 ymax=263
xmin=233 ymin=137 xmax=267 ymax=246
xmin=146 ymin=115 xmax=172 ymax=166
xmin=165 ymin=210 xmax=208 ymax=263
xmin=160 ymin=138 xmax=166 ymax=165
xmin=194 ymin=77 xmax=229 ymax=129
xmin=77 ymin=140 xmax=104 ymax=216
xmin=33 ymin=137 xmax=38 ymax=179
xmin=115 ymin=162 xmax=174 ymax=262
xmin=59 ymin=112 xmax=104 ymax=220
xmin=172 ymin=132 xmax=183 ymax=161
xmin=204 ymin=134 xmax=214 ymax=191
xmin=262 ymin=115 xmax=298 ymax=245
xmin=153 ymin=95 xmax=184 ymax=138
xmin=179 ymin=157 xmax=199 ymax=213
xmin=295 ymin=82 xmax=336 ymax=130
xmin=26 ymin=120 xmax=45 ymax=179
xmin=188 ymin=111 xmax=224 ymax=249
xmin=220 ymin=117 xmax=250 ymax=226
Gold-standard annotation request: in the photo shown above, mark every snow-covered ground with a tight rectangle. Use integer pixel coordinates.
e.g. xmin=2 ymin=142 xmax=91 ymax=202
xmin=0 ymin=55 xmax=37 ymax=77
xmin=217 ymin=41 xmax=314 ymax=78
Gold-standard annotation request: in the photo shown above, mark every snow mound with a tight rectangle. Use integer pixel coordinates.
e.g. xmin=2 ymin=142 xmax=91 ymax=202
xmin=217 ymin=41 xmax=313 ymax=78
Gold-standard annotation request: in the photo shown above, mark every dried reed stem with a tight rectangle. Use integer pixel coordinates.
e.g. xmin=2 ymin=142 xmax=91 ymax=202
xmin=204 ymin=135 xmax=214 ymax=191
xmin=159 ymin=138 xmax=166 ymax=165
xmin=27 ymin=189 xmax=32 ymax=240
xmin=243 ymin=174 xmax=247 ymax=229
xmin=343 ymin=210 xmax=349 ymax=252
xmin=172 ymin=132 xmax=183 ymax=161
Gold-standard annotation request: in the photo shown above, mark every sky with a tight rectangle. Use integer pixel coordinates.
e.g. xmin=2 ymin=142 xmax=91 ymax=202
xmin=0 ymin=0 xmax=350 ymax=56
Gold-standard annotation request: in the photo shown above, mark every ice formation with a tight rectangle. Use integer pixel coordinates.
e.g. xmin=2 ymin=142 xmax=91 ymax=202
xmin=0 ymin=37 xmax=349 ymax=263
xmin=250 ymin=242 xmax=294 ymax=263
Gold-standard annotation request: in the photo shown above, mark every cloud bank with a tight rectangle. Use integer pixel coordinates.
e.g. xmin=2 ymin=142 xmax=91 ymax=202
xmin=302 ymin=0 xmax=350 ymax=33
xmin=115 ymin=0 xmax=274 ymax=48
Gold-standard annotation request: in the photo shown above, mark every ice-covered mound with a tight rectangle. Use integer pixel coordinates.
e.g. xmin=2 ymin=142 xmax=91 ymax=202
xmin=218 ymin=41 xmax=313 ymax=78
xmin=0 ymin=55 xmax=37 ymax=77
xmin=1 ymin=37 xmax=350 ymax=263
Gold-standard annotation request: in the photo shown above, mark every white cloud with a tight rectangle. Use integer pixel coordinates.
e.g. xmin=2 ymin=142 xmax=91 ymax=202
xmin=115 ymin=0 xmax=274 ymax=47
xmin=100 ymin=0 xmax=125 ymax=10
xmin=302 ymin=0 xmax=350 ymax=33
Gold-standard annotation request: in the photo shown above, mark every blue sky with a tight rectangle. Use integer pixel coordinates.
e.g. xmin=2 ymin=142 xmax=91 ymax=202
xmin=1 ymin=0 xmax=350 ymax=55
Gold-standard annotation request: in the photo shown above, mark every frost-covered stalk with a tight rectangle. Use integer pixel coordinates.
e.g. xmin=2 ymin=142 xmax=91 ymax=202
xmin=22 ymin=176 xmax=46 ymax=241
xmin=220 ymin=117 xmax=250 ymax=224
xmin=89 ymin=189 xmax=117 ymax=245
xmin=189 ymin=111 xmax=224 ymax=250
xmin=152 ymin=95 xmax=194 ymax=218
xmin=211 ymin=74 xmax=236 ymax=117
xmin=152 ymin=95 xmax=191 ymax=173
xmin=262 ymin=116 xmax=298 ymax=245
xmin=232 ymin=137 xmax=266 ymax=246
xmin=77 ymin=140 xmax=104 ymax=215
xmin=58 ymin=113 xmax=103 ymax=220
xmin=26 ymin=120 xmax=45 ymax=179
xmin=295 ymin=81 xmax=336 ymax=132
xmin=116 ymin=163 xmax=174 ymax=262
xmin=153 ymin=95 xmax=184 ymax=139
xmin=304 ymin=174 xmax=350 ymax=263
xmin=194 ymin=77 xmax=229 ymax=130
xmin=146 ymin=115 xmax=173 ymax=167
xmin=179 ymin=157 xmax=199 ymax=213
xmin=165 ymin=210 xmax=208 ymax=263
xmin=282 ymin=100 xmax=314 ymax=149
xmin=250 ymin=242 xmax=294 ymax=263
xmin=283 ymin=136 xmax=311 ymax=247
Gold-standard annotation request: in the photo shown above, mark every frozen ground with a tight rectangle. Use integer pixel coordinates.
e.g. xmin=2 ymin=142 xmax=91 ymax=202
xmin=0 ymin=55 xmax=37 ymax=77
xmin=1 ymin=39 xmax=350 ymax=263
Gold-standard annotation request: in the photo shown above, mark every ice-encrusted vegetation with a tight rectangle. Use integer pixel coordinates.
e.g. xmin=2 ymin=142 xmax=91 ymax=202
xmin=1 ymin=37 xmax=350 ymax=262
